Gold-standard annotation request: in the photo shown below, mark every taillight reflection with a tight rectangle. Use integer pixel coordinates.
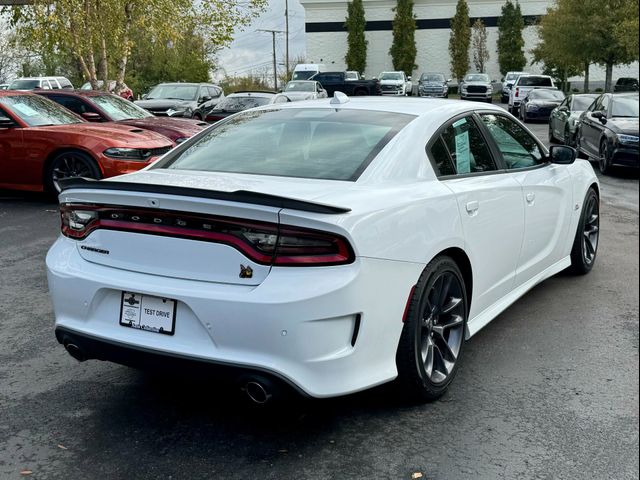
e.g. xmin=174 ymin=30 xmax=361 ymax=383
xmin=60 ymin=204 xmax=354 ymax=267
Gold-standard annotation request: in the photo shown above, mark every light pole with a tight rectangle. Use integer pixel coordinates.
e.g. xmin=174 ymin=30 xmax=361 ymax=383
xmin=285 ymin=0 xmax=289 ymax=78
xmin=257 ymin=29 xmax=283 ymax=91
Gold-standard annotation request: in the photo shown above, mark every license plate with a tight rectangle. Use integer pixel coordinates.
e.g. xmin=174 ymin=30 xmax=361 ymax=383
xmin=119 ymin=291 xmax=176 ymax=335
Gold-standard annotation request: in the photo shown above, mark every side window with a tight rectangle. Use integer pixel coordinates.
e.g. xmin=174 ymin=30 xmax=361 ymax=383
xmin=50 ymin=79 xmax=60 ymax=89
xmin=41 ymin=80 xmax=51 ymax=90
xmin=430 ymin=116 xmax=497 ymax=176
xmin=592 ymin=96 xmax=603 ymax=112
xmin=601 ymin=96 xmax=610 ymax=114
xmin=480 ymin=114 xmax=544 ymax=169
xmin=50 ymin=95 xmax=95 ymax=115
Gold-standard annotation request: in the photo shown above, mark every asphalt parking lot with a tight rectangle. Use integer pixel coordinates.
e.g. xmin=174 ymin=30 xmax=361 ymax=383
xmin=0 ymin=118 xmax=638 ymax=480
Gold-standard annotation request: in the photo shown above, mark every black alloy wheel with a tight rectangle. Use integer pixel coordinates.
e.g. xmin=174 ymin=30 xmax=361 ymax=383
xmin=599 ymin=140 xmax=612 ymax=174
xmin=46 ymin=150 xmax=101 ymax=193
xmin=569 ymin=188 xmax=600 ymax=275
xmin=396 ymin=256 xmax=468 ymax=402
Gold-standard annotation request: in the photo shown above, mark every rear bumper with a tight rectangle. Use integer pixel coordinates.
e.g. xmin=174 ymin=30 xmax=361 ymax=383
xmin=47 ymin=235 xmax=422 ymax=398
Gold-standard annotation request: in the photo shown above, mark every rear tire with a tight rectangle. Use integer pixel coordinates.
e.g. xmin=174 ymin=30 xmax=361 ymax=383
xmin=396 ymin=255 xmax=468 ymax=402
xmin=45 ymin=150 xmax=101 ymax=194
xmin=568 ymin=188 xmax=599 ymax=275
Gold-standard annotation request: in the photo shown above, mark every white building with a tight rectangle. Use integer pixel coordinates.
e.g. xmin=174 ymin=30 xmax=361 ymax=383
xmin=299 ymin=0 xmax=639 ymax=87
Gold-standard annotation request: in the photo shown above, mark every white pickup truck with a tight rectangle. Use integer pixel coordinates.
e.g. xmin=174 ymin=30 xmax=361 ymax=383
xmin=508 ymin=74 xmax=555 ymax=115
xmin=378 ymin=71 xmax=413 ymax=96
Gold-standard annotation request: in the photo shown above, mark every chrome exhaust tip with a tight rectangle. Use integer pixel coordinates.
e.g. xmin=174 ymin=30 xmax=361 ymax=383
xmin=243 ymin=379 xmax=273 ymax=405
xmin=64 ymin=342 xmax=87 ymax=362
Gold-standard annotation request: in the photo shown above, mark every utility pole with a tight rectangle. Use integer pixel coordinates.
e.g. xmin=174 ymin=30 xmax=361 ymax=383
xmin=257 ymin=29 xmax=284 ymax=91
xmin=285 ymin=0 xmax=289 ymax=78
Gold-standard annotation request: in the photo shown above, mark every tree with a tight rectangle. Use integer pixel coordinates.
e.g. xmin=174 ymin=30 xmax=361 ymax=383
xmin=7 ymin=0 xmax=267 ymax=94
xmin=389 ymin=0 xmax=417 ymax=76
xmin=344 ymin=0 xmax=367 ymax=74
xmin=497 ymin=0 xmax=526 ymax=76
xmin=471 ymin=18 xmax=489 ymax=73
xmin=448 ymin=0 xmax=471 ymax=83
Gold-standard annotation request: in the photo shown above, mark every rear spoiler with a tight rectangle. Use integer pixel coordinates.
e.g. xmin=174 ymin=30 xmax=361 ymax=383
xmin=58 ymin=177 xmax=351 ymax=215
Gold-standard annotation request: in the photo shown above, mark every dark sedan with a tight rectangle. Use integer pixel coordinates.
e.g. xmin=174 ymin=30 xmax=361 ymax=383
xmin=135 ymin=83 xmax=224 ymax=120
xmin=36 ymin=90 xmax=206 ymax=143
xmin=205 ymin=92 xmax=290 ymax=122
xmin=577 ymin=93 xmax=639 ymax=174
xmin=548 ymin=93 xmax=598 ymax=146
xmin=519 ymin=88 xmax=565 ymax=122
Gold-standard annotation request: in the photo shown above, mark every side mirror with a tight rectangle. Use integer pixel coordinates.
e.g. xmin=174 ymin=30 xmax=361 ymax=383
xmin=81 ymin=112 xmax=102 ymax=122
xmin=0 ymin=118 xmax=16 ymax=129
xmin=559 ymin=105 xmax=569 ymax=112
xmin=592 ymin=111 xmax=606 ymax=122
xmin=447 ymin=79 xmax=452 ymax=83
xmin=549 ymin=145 xmax=576 ymax=164
xmin=200 ymin=95 xmax=212 ymax=104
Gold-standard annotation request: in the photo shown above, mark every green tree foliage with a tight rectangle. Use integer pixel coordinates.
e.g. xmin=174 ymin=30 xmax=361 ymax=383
xmin=220 ymin=74 xmax=271 ymax=94
xmin=497 ymin=0 xmax=526 ymax=76
xmin=6 ymin=0 xmax=267 ymax=93
xmin=344 ymin=0 xmax=367 ymax=74
xmin=448 ymin=0 xmax=471 ymax=83
xmin=389 ymin=0 xmax=417 ymax=75
xmin=532 ymin=0 xmax=639 ymax=92
xmin=471 ymin=18 xmax=489 ymax=73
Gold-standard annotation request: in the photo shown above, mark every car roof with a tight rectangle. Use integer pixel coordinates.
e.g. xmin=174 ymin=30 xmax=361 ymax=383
xmin=0 ymin=90 xmax=36 ymax=97
xmin=260 ymin=95 xmax=505 ymax=119
xmin=36 ymin=89 xmax=116 ymax=98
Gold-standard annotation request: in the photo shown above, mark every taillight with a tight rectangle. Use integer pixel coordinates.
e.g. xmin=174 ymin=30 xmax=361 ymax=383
xmin=60 ymin=204 xmax=354 ymax=266
xmin=515 ymin=88 xmax=519 ymax=97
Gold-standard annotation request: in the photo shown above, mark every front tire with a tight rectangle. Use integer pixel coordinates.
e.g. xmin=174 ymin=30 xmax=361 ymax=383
xmin=396 ymin=256 xmax=468 ymax=402
xmin=548 ymin=122 xmax=559 ymax=143
xmin=568 ymin=188 xmax=599 ymax=275
xmin=598 ymin=140 xmax=612 ymax=174
xmin=45 ymin=150 xmax=101 ymax=193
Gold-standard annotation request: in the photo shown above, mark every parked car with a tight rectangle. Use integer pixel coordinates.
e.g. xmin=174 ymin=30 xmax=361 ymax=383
xmin=0 ymin=91 xmax=174 ymax=192
xmin=518 ymin=88 xmax=565 ymax=122
xmin=577 ymin=93 xmax=639 ymax=174
xmin=613 ymin=77 xmax=639 ymax=92
xmin=35 ymin=89 xmax=206 ymax=144
xmin=459 ymin=73 xmax=493 ymax=102
xmin=508 ymin=74 xmax=555 ymax=115
xmin=47 ymin=96 xmax=599 ymax=405
xmin=135 ymin=82 xmax=224 ymax=120
xmin=291 ymin=63 xmax=327 ymax=81
xmin=205 ymin=91 xmax=290 ymax=122
xmin=8 ymin=76 xmax=74 ymax=90
xmin=378 ymin=71 xmax=412 ymax=96
xmin=0 ymin=84 xmax=8 ymax=90
xmin=548 ymin=93 xmax=599 ymax=146
xmin=282 ymin=81 xmax=328 ymax=101
xmin=501 ymin=71 xmax=528 ymax=103
xmin=309 ymin=71 xmax=381 ymax=96
xmin=80 ymin=80 xmax=134 ymax=101
xmin=418 ymin=73 xmax=449 ymax=98
xmin=345 ymin=71 xmax=362 ymax=81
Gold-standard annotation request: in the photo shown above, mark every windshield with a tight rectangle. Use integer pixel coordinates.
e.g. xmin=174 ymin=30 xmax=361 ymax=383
xmin=0 ymin=94 xmax=82 ymax=126
xmin=292 ymin=71 xmax=316 ymax=81
xmin=380 ymin=72 xmax=403 ymax=81
xmin=156 ymin=108 xmax=415 ymax=181
xmin=518 ymin=76 xmax=553 ymax=87
xmin=571 ymin=95 xmax=598 ymax=111
xmin=80 ymin=80 xmax=116 ymax=91
xmin=464 ymin=74 xmax=490 ymax=82
xmin=528 ymin=89 xmax=565 ymax=100
xmin=147 ymin=84 xmax=198 ymax=101
xmin=420 ymin=74 xmax=445 ymax=82
xmin=611 ymin=96 xmax=639 ymax=117
xmin=91 ymin=94 xmax=151 ymax=120
xmin=506 ymin=73 xmax=523 ymax=81
xmin=9 ymin=79 xmax=41 ymax=90
xmin=214 ymin=96 xmax=273 ymax=111
xmin=285 ymin=82 xmax=315 ymax=92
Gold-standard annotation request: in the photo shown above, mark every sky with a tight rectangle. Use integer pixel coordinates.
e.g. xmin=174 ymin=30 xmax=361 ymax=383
xmin=214 ymin=0 xmax=307 ymax=79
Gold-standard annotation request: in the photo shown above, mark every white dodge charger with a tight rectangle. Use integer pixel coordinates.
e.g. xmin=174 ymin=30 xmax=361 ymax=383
xmin=47 ymin=95 xmax=600 ymax=403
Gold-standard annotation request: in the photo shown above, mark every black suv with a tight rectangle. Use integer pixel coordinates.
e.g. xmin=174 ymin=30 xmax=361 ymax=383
xmin=614 ymin=78 xmax=639 ymax=93
xmin=135 ymin=82 xmax=224 ymax=120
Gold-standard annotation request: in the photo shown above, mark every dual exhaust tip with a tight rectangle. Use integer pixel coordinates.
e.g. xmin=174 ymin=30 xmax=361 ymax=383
xmin=64 ymin=341 xmax=278 ymax=405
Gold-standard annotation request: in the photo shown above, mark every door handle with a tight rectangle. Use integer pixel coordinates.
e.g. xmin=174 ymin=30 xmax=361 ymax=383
xmin=465 ymin=201 xmax=479 ymax=214
xmin=526 ymin=192 xmax=536 ymax=204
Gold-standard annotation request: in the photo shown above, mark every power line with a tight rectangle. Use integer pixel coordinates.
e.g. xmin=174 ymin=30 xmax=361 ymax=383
xmin=256 ymin=29 xmax=284 ymax=90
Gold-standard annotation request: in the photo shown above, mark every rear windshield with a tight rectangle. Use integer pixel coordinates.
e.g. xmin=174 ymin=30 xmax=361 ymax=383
xmin=518 ymin=76 xmax=553 ymax=87
xmin=9 ymin=79 xmax=40 ymax=90
xmin=157 ymin=108 xmax=415 ymax=181
xmin=611 ymin=97 xmax=639 ymax=117
xmin=292 ymin=71 xmax=316 ymax=81
xmin=215 ymin=96 xmax=272 ymax=111
xmin=571 ymin=96 xmax=597 ymax=111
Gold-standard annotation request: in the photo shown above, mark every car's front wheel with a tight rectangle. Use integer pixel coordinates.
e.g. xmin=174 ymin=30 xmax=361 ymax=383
xmin=568 ymin=187 xmax=599 ymax=275
xmin=548 ymin=122 xmax=559 ymax=143
xmin=45 ymin=150 xmax=101 ymax=193
xmin=396 ymin=255 xmax=468 ymax=402
xmin=598 ymin=140 xmax=612 ymax=174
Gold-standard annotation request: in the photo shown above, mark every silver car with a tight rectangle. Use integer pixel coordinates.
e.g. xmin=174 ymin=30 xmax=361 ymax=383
xmin=548 ymin=94 xmax=598 ymax=146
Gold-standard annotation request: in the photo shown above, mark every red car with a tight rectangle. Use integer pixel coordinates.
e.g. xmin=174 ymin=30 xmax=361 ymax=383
xmin=36 ymin=90 xmax=206 ymax=144
xmin=0 ymin=91 xmax=174 ymax=193
xmin=80 ymin=80 xmax=134 ymax=101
